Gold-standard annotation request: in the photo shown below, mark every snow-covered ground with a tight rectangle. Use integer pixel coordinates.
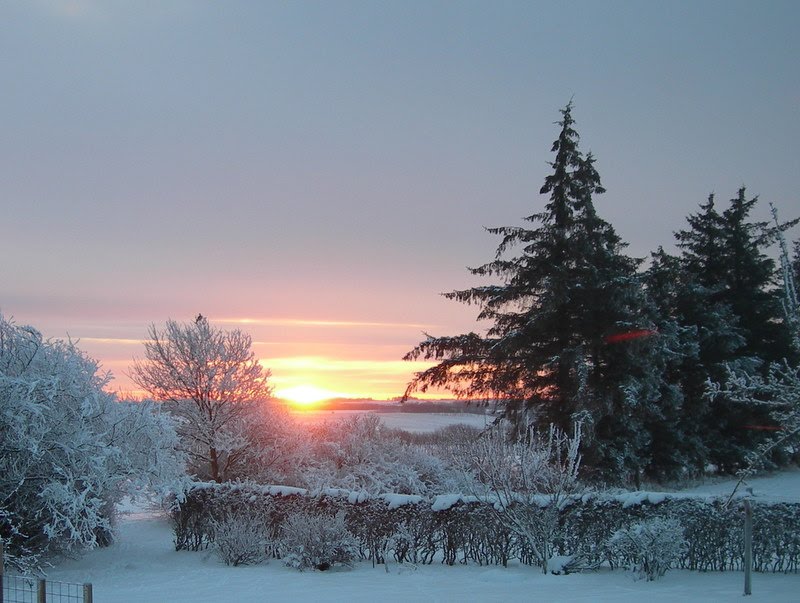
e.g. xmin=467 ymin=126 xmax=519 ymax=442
xmin=677 ymin=466 xmax=800 ymax=504
xmin=43 ymin=472 xmax=800 ymax=603
xmin=372 ymin=411 xmax=491 ymax=433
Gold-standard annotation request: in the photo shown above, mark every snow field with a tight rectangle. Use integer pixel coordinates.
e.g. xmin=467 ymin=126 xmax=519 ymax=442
xmin=289 ymin=409 xmax=492 ymax=433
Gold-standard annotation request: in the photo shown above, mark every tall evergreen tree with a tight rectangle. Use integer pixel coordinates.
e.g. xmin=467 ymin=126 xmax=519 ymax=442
xmin=672 ymin=189 xmax=795 ymax=470
xmin=721 ymin=188 xmax=794 ymax=364
xmin=644 ymin=248 xmax=708 ymax=476
xmin=675 ymin=194 xmax=730 ymax=294
xmin=792 ymin=240 xmax=800 ymax=306
xmin=404 ymin=104 xmax=667 ymax=484
xmin=772 ymin=205 xmax=799 ymax=341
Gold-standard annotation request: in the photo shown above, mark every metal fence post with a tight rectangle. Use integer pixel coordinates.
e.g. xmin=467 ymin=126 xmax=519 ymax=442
xmin=744 ymin=499 xmax=753 ymax=596
xmin=1 ymin=540 xmax=5 ymax=603
xmin=37 ymin=578 xmax=46 ymax=603
xmin=83 ymin=583 xmax=93 ymax=603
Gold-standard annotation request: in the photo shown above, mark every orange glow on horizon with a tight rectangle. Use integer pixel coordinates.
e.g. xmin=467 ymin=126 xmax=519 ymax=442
xmin=277 ymin=384 xmax=342 ymax=407
xmin=61 ymin=316 xmax=463 ymax=402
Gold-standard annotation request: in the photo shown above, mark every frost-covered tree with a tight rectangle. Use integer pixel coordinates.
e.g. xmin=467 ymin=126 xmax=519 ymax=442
xmin=714 ymin=207 xmax=800 ymax=479
xmin=643 ymin=248 xmax=708 ymax=476
xmin=404 ymin=104 xmax=667 ymax=483
xmin=718 ymin=361 xmax=800 ymax=470
xmin=673 ymin=191 xmax=797 ymax=470
xmin=793 ymin=240 xmax=800 ymax=295
xmin=235 ymin=402 xmax=311 ymax=486
xmin=130 ymin=315 xmax=274 ymax=482
xmin=720 ymin=189 xmax=795 ymax=364
xmin=772 ymin=204 xmax=800 ymax=343
xmin=0 ymin=314 xmax=184 ymax=571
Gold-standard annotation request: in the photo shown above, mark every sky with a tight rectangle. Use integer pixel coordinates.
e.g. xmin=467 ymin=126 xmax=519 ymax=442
xmin=2 ymin=0 xmax=799 ymax=401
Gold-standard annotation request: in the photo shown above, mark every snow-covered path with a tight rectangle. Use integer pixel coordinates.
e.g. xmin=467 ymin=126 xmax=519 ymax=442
xmin=46 ymin=502 xmax=797 ymax=603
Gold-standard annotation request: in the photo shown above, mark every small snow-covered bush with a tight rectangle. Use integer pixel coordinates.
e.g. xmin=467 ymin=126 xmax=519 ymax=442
xmin=609 ymin=517 xmax=685 ymax=581
xmin=280 ymin=511 xmax=358 ymax=571
xmin=212 ymin=510 xmax=271 ymax=566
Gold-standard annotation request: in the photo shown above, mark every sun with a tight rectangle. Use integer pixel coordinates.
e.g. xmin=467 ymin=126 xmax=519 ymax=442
xmin=277 ymin=384 xmax=338 ymax=407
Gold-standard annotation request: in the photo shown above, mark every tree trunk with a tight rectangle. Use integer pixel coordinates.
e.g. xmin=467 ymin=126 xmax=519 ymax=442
xmin=210 ymin=447 xmax=221 ymax=482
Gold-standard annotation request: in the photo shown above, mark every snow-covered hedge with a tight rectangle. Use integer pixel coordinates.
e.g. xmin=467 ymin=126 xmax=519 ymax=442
xmin=172 ymin=482 xmax=800 ymax=573
xmin=561 ymin=493 xmax=800 ymax=573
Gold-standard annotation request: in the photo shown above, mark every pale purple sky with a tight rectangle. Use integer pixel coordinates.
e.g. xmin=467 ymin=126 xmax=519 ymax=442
xmin=2 ymin=1 xmax=798 ymax=398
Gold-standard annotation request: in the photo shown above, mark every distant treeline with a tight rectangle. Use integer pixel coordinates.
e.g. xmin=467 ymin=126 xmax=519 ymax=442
xmin=279 ymin=398 xmax=490 ymax=414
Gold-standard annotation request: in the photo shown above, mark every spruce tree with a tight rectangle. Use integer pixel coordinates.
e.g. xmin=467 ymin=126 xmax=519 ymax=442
xmin=772 ymin=204 xmax=799 ymax=341
xmin=672 ymin=189 xmax=795 ymax=470
xmin=721 ymin=188 xmax=794 ymax=364
xmin=644 ymin=248 xmax=708 ymax=476
xmin=404 ymin=104 xmax=666 ymax=484
xmin=792 ymin=240 xmax=800 ymax=307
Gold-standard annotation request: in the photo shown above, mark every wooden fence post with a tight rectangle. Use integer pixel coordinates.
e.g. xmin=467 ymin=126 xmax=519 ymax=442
xmin=744 ymin=499 xmax=752 ymax=596
xmin=37 ymin=577 xmax=46 ymax=603
xmin=83 ymin=583 xmax=93 ymax=603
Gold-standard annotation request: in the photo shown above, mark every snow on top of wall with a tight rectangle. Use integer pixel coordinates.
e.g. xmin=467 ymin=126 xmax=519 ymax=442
xmin=380 ymin=493 xmax=424 ymax=509
xmin=184 ymin=481 xmax=775 ymax=511
xmin=431 ymin=494 xmax=485 ymax=511
xmin=432 ymin=494 xmax=462 ymax=511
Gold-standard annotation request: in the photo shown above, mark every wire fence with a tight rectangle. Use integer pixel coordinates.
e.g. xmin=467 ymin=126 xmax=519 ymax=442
xmin=1 ymin=574 xmax=37 ymax=603
xmin=1 ymin=574 xmax=92 ymax=603
xmin=1 ymin=543 xmax=93 ymax=603
xmin=1 ymin=574 xmax=38 ymax=603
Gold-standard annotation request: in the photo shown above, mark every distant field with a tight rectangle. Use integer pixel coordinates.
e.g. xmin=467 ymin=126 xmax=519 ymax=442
xmin=290 ymin=409 xmax=493 ymax=433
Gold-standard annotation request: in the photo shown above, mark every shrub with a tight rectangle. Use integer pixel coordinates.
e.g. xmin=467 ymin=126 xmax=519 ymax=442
xmin=212 ymin=510 xmax=271 ymax=566
xmin=280 ymin=511 xmax=358 ymax=571
xmin=609 ymin=517 xmax=685 ymax=581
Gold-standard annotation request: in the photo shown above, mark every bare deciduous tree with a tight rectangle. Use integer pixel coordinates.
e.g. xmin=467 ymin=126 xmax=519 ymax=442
xmin=130 ymin=315 xmax=273 ymax=482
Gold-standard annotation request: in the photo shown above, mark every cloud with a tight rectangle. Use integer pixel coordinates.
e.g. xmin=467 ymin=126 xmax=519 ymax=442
xmin=78 ymin=337 xmax=144 ymax=345
xmin=265 ymin=355 xmax=432 ymax=376
xmin=31 ymin=0 xmax=96 ymax=18
xmin=215 ymin=317 xmax=434 ymax=330
xmin=28 ymin=0 xmax=192 ymax=21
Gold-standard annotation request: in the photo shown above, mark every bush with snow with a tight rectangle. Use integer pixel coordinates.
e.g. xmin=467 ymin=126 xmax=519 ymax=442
xmin=608 ymin=517 xmax=686 ymax=581
xmin=212 ymin=510 xmax=271 ymax=566
xmin=279 ymin=511 xmax=358 ymax=571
